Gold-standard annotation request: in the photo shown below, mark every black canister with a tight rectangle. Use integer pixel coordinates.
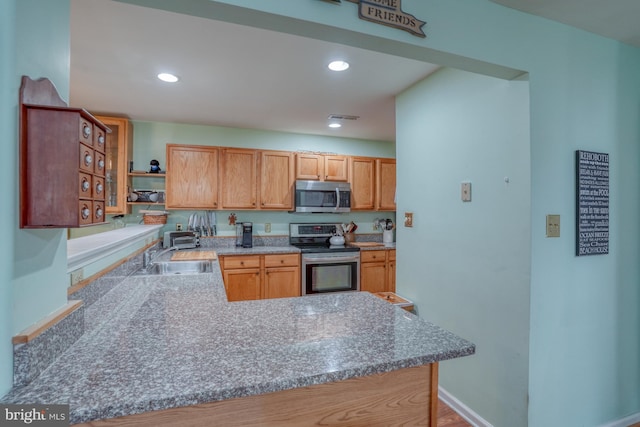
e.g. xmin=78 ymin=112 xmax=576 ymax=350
xmin=241 ymin=222 xmax=253 ymax=248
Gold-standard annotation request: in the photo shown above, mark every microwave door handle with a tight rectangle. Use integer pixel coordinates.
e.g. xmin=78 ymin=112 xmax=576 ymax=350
xmin=335 ymin=187 xmax=340 ymax=210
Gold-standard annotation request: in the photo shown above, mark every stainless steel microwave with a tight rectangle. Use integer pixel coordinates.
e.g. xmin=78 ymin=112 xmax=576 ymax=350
xmin=294 ymin=180 xmax=351 ymax=213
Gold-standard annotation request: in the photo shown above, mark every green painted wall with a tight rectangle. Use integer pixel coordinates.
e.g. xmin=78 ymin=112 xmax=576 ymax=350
xmin=115 ymin=0 xmax=640 ymax=425
xmin=127 ymin=120 xmax=395 ymax=236
xmin=1 ymin=0 xmax=71 ymax=397
xmin=397 ymin=67 xmax=531 ymax=426
xmin=0 ymin=0 xmax=17 ymax=397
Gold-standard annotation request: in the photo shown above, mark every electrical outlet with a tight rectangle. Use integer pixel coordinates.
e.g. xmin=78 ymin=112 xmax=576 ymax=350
xmin=70 ymin=269 xmax=84 ymax=285
xmin=265 ymin=223 xmax=271 ymax=233
xmin=404 ymin=212 xmax=413 ymax=227
xmin=176 ymin=223 xmax=183 ymax=231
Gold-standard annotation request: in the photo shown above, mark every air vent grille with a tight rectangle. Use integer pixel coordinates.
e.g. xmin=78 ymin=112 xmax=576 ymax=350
xmin=328 ymin=114 xmax=360 ymax=121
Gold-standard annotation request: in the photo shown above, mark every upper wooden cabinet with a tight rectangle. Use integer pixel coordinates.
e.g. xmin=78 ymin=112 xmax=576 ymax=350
xmin=95 ymin=116 xmax=133 ymax=215
xmin=19 ymin=76 xmax=109 ymax=228
xmin=295 ymin=153 xmax=348 ymax=182
xmin=166 ymin=144 xmax=219 ymax=209
xmin=220 ymin=148 xmax=258 ymax=209
xmin=376 ymin=158 xmax=396 ymax=211
xmin=260 ymin=150 xmax=294 ymax=210
xmin=349 ymin=156 xmax=376 ymax=210
xmin=350 ymin=156 xmax=397 ymax=211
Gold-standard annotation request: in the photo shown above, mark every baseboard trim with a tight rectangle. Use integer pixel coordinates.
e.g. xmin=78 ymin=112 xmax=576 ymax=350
xmin=598 ymin=412 xmax=640 ymax=427
xmin=438 ymin=386 xmax=493 ymax=427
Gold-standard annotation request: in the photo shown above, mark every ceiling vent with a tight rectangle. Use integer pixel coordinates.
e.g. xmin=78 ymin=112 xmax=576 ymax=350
xmin=328 ymin=114 xmax=359 ymax=121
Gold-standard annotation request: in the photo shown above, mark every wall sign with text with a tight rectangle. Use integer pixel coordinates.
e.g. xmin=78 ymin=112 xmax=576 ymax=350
xmin=575 ymin=150 xmax=609 ymax=256
xmin=321 ymin=0 xmax=427 ymax=38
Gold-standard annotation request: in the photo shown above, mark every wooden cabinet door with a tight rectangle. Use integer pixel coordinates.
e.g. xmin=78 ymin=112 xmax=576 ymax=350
xmin=260 ymin=150 xmax=294 ymax=209
xmin=296 ymin=153 xmax=323 ymax=180
xmin=220 ymin=148 xmax=258 ymax=209
xmin=95 ymin=116 xmax=132 ymax=215
xmin=166 ymin=144 xmax=219 ymax=209
xmin=376 ymin=158 xmax=396 ymax=211
xmin=387 ymin=250 xmax=396 ymax=293
xmin=349 ymin=156 xmax=376 ymax=210
xmin=224 ymin=269 xmax=261 ymax=301
xmin=360 ymin=261 xmax=387 ymax=293
xmin=264 ymin=266 xmax=300 ymax=299
xmin=324 ymin=155 xmax=348 ymax=182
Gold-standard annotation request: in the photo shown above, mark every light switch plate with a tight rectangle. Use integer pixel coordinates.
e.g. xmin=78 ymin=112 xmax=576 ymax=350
xmin=404 ymin=212 xmax=413 ymax=227
xmin=461 ymin=182 xmax=472 ymax=202
xmin=546 ymin=214 xmax=560 ymax=237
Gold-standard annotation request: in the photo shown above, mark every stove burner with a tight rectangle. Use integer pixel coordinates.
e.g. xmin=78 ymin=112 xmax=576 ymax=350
xmin=289 ymin=222 xmax=360 ymax=253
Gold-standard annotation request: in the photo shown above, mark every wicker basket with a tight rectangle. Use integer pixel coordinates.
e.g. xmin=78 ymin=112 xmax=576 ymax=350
xmin=143 ymin=214 xmax=167 ymax=225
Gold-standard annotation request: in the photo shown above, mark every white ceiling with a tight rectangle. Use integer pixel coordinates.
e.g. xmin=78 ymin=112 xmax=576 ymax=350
xmin=490 ymin=0 xmax=640 ymax=48
xmin=69 ymin=0 xmax=439 ymax=142
xmin=70 ymin=0 xmax=640 ymax=143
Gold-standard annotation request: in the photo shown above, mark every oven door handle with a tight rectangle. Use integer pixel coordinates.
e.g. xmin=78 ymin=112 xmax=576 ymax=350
xmin=303 ymin=254 xmax=360 ymax=263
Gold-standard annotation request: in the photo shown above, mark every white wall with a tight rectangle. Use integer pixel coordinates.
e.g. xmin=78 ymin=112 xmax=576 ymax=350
xmin=397 ymin=68 xmax=531 ymax=427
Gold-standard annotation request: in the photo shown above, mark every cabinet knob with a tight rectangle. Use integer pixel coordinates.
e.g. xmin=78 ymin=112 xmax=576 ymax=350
xmin=84 ymin=153 xmax=93 ymax=167
xmin=95 ymin=207 xmax=103 ymax=219
xmin=96 ymin=183 xmax=103 ymax=193
xmin=82 ymin=179 xmax=90 ymax=192
xmin=98 ymin=135 xmax=105 ymax=144
xmin=240 ymin=261 xmax=244 ymax=265
xmin=98 ymin=159 xmax=105 ymax=169
xmin=81 ymin=207 xmax=90 ymax=219
xmin=83 ymin=125 xmax=91 ymax=138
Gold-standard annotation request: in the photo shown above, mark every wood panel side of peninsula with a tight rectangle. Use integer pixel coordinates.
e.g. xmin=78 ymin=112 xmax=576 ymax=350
xmin=76 ymin=364 xmax=438 ymax=427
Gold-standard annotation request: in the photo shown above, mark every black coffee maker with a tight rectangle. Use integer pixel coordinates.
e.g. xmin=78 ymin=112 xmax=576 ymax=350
xmin=241 ymin=222 xmax=253 ymax=248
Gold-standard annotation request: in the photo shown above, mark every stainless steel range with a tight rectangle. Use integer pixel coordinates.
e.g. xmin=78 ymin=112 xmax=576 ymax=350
xmin=289 ymin=223 xmax=360 ymax=295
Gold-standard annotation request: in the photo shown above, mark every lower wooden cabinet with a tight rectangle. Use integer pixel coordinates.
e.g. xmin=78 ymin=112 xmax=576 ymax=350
xmin=360 ymin=249 xmax=396 ymax=293
xmin=221 ymin=253 xmax=300 ymax=301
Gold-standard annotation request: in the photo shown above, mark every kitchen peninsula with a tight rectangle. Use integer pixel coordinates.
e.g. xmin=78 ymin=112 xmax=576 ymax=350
xmin=2 ymin=247 xmax=474 ymax=426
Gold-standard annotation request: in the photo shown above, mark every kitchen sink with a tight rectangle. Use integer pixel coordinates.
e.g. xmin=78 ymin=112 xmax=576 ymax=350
xmin=136 ymin=260 xmax=213 ymax=276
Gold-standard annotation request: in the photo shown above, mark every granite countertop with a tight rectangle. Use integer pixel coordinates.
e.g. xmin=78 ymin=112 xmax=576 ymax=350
xmin=2 ymin=255 xmax=474 ymax=424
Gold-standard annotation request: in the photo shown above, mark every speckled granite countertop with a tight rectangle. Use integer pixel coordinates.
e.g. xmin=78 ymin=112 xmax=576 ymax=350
xmin=2 ymin=254 xmax=474 ymax=424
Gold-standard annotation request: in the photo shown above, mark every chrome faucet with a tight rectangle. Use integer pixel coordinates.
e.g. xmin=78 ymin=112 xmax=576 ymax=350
xmin=143 ymin=246 xmax=178 ymax=269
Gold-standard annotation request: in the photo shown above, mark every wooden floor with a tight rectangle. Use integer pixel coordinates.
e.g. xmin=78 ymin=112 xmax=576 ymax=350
xmin=437 ymin=399 xmax=472 ymax=427
xmin=437 ymin=403 xmax=640 ymax=427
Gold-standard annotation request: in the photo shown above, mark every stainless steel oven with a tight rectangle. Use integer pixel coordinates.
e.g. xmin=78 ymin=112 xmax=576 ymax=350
xmin=290 ymin=223 xmax=360 ymax=295
xmin=301 ymin=252 xmax=360 ymax=295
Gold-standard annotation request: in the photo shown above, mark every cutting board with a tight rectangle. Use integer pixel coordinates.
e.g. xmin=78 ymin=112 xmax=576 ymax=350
xmin=348 ymin=242 xmax=384 ymax=247
xmin=170 ymin=251 xmax=217 ymax=261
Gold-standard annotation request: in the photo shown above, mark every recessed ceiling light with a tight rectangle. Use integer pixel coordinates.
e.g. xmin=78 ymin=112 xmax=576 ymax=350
xmin=328 ymin=60 xmax=349 ymax=72
xmin=157 ymin=73 xmax=179 ymax=83
xmin=328 ymin=123 xmax=342 ymax=128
